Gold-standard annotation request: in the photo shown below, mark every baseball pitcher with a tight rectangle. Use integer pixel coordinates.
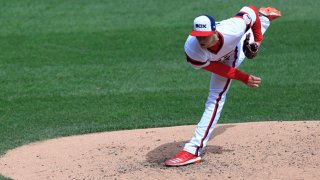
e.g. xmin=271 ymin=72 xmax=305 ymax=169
xmin=165 ymin=6 xmax=281 ymax=166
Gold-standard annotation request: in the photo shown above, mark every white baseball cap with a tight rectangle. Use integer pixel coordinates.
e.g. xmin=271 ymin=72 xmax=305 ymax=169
xmin=190 ymin=15 xmax=216 ymax=36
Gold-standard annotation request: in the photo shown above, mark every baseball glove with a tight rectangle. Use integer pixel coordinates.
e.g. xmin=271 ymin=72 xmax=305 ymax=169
xmin=243 ymin=33 xmax=259 ymax=59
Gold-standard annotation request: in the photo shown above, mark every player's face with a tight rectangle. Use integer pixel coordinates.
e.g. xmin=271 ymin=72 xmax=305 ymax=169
xmin=196 ymin=34 xmax=214 ymax=48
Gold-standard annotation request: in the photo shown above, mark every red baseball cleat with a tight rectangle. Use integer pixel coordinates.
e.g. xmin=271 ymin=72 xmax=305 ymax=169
xmin=259 ymin=7 xmax=282 ymax=21
xmin=164 ymin=150 xmax=201 ymax=166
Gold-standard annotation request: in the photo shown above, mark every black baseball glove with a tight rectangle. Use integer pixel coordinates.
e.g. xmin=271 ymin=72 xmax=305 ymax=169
xmin=243 ymin=33 xmax=259 ymax=59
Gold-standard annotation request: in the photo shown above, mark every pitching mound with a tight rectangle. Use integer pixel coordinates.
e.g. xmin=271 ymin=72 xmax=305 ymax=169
xmin=0 ymin=121 xmax=320 ymax=179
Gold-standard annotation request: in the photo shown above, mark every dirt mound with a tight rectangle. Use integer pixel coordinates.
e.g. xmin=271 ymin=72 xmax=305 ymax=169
xmin=0 ymin=121 xmax=320 ymax=180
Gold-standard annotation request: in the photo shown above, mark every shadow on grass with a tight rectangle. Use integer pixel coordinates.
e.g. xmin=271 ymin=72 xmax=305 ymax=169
xmin=146 ymin=124 xmax=235 ymax=165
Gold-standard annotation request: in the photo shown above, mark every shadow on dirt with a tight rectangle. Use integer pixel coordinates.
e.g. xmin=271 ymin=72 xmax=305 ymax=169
xmin=146 ymin=124 xmax=235 ymax=165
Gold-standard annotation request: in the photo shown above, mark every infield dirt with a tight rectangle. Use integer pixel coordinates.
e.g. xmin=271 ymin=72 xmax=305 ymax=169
xmin=0 ymin=121 xmax=320 ymax=180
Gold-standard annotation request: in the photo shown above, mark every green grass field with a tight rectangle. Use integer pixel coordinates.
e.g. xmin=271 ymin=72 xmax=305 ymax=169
xmin=0 ymin=0 xmax=319 ymax=178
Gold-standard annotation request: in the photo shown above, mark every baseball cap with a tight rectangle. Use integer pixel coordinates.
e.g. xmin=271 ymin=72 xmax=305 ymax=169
xmin=190 ymin=15 xmax=216 ymax=36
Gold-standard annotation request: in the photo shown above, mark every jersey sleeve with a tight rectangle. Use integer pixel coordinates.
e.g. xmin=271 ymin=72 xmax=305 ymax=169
xmin=234 ymin=6 xmax=263 ymax=42
xmin=184 ymin=36 xmax=210 ymax=69
xmin=203 ymin=61 xmax=250 ymax=83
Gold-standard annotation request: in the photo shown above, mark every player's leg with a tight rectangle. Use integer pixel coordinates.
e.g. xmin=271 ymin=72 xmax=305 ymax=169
xmin=236 ymin=6 xmax=281 ymax=67
xmin=183 ymin=71 xmax=232 ymax=156
xmin=164 ymin=71 xmax=233 ymax=167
